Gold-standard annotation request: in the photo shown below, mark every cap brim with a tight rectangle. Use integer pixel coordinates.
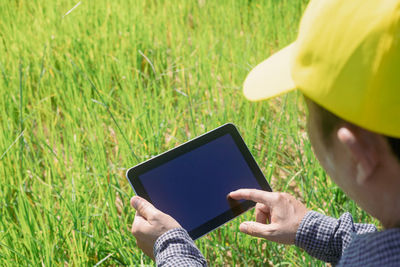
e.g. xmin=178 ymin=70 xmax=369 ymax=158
xmin=243 ymin=43 xmax=296 ymax=101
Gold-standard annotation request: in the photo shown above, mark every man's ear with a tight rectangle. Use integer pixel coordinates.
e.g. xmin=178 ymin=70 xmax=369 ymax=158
xmin=337 ymin=125 xmax=379 ymax=185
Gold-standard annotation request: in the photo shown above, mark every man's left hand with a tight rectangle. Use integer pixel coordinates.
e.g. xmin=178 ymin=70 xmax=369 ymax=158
xmin=130 ymin=196 xmax=181 ymax=259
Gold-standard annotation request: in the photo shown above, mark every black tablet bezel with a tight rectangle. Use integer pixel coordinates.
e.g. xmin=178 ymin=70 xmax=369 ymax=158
xmin=126 ymin=123 xmax=272 ymax=240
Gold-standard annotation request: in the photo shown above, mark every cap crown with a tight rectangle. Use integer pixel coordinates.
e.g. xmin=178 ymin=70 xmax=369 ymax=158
xmin=292 ymin=0 xmax=400 ymax=138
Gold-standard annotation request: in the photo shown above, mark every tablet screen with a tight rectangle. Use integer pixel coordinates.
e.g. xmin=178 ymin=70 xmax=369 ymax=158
xmin=127 ymin=123 xmax=271 ymax=239
xmin=139 ymin=133 xmax=261 ymax=232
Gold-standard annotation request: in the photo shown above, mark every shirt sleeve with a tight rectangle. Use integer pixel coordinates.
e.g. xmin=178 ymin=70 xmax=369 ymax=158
xmin=295 ymin=211 xmax=377 ymax=265
xmin=154 ymin=228 xmax=207 ymax=267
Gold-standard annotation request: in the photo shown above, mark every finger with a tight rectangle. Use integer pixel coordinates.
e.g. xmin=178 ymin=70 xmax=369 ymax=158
xmin=133 ymin=212 xmax=147 ymax=225
xmin=131 ymin=196 xmax=158 ymax=220
xmin=255 ymin=203 xmax=269 ymax=224
xmin=229 ymin=189 xmax=276 ymax=206
xmin=239 ymin=221 xmax=277 ymax=240
xmin=131 ymin=213 xmax=150 ymax=236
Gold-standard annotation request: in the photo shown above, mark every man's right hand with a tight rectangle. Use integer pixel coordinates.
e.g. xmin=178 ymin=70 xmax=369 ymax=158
xmin=228 ymin=189 xmax=308 ymax=245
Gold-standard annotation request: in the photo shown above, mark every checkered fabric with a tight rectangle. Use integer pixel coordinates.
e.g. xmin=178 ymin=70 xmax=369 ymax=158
xmin=339 ymin=227 xmax=400 ymax=266
xmin=154 ymin=211 xmax=400 ymax=266
xmin=154 ymin=228 xmax=207 ymax=266
xmin=295 ymin=211 xmax=391 ymax=266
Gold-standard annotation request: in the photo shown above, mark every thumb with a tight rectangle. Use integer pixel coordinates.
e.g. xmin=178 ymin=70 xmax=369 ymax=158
xmin=131 ymin=196 xmax=157 ymax=220
xmin=239 ymin=221 xmax=277 ymax=239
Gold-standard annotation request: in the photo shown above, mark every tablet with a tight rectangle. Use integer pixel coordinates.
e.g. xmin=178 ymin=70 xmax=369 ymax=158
xmin=126 ymin=123 xmax=272 ymax=240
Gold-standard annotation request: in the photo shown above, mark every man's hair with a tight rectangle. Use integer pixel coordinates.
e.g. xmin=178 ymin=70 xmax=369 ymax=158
xmin=307 ymin=98 xmax=400 ymax=161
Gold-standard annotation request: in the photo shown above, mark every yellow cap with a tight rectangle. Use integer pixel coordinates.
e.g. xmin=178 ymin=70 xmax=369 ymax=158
xmin=244 ymin=0 xmax=400 ymax=138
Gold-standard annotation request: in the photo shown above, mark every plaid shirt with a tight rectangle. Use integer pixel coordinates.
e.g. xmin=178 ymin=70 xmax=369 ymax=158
xmin=154 ymin=211 xmax=400 ymax=266
xmin=296 ymin=211 xmax=400 ymax=266
xmin=154 ymin=228 xmax=207 ymax=266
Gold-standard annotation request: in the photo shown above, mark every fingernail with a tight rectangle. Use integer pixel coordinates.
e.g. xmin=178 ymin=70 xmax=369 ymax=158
xmin=132 ymin=196 xmax=140 ymax=209
xmin=240 ymin=223 xmax=248 ymax=232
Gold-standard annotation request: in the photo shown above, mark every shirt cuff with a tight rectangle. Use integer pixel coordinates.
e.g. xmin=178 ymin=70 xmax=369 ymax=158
xmin=295 ymin=211 xmax=340 ymax=263
xmin=154 ymin=228 xmax=207 ymax=266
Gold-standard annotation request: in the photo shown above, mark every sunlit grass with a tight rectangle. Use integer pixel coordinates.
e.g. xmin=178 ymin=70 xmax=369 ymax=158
xmin=0 ymin=0 xmax=378 ymax=265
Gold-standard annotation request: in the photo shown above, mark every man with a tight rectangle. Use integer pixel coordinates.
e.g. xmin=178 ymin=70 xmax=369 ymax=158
xmin=129 ymin=0 xmax=400 ymax=265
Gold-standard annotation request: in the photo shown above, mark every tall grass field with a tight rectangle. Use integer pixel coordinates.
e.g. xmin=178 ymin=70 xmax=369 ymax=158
xmin=0 ymin=0 xmax=378 ymax=265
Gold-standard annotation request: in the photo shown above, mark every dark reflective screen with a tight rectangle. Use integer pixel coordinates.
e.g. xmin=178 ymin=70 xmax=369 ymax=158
xmin=139 ymin=134 xmax=262 ymax=232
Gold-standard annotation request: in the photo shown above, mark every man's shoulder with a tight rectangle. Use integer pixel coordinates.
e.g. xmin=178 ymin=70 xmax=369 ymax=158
xmin=339 ymin=228 xmax=400 ymax=266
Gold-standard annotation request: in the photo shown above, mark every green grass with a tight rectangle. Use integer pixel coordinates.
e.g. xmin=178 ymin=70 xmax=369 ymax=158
xmin=0 ymin=0 xmax=378 ymax=265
